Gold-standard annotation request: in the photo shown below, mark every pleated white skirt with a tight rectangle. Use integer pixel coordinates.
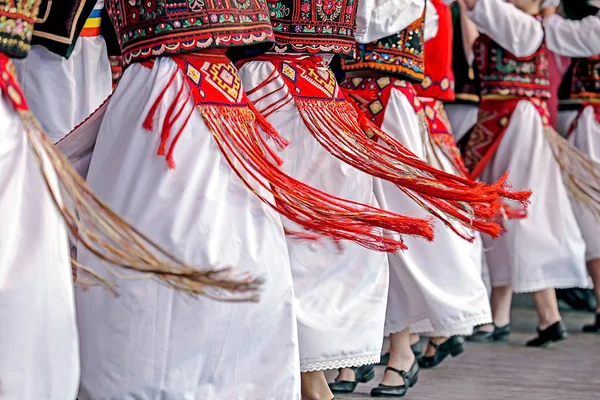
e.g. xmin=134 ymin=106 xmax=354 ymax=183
xmin=0 ymin=93 xmax=79 ymax=399
xmin=375 ymin=87 xmax=491 ymax=337
xmin=480 ymin=100 xmax=587 ymax=292
xmin=75 ymin=58 xmax=300 ymax=400
xmin=14 ymin=36 xmax=112 ymax=143
xmin=239 ymin=60 xmax=389 ymax=371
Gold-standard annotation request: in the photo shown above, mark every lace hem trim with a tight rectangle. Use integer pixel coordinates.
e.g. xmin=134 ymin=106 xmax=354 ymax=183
xmin=300 ymin=352 xmax=380 ymax=373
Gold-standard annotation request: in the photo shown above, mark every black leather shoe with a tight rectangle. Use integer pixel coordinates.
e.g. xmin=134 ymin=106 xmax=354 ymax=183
xmin=379 ymin=342 xmax=422 ymax=365
xmin=370 ymin=361 xmax=419 ymax=397
xmin=328 ymin=364 xmax=375 ymax=394
xmin=467 ymin=324 xmax=511 ymax=343
xmin=526 ymin=321 xmax=567 ymax=347
xmin=583 ymin=313 xmax=600 ymax=333
xmin=411 ymin=341 xmax=424 ymax=358
xmin=379 ymin=352 xmax=390 ymax=365
xmin=418 ymin=336 xmax=465 ymax=369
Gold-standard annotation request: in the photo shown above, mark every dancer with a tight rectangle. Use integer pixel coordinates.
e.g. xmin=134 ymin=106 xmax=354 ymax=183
xmin=555 ymin=0 xmax=600 ymax=333
xmin=0 ymin=2 xmax=260 ymax=398
xmin=14 ymin=0 xmax=112 ymax=143
xmin=461 ymin=0 xmax=600 ymax=346
xmin=330 ymin=0 xmax=493 ymax=396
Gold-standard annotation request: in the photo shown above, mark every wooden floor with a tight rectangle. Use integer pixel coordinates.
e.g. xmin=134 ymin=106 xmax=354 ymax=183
xmin=332 ymin=308 xmax=600 ymax=400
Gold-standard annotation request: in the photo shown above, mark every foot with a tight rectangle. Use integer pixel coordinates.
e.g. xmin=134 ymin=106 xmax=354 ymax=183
xmin=583 ymin=313 xmax=600 ymax=333
xmin=418 ymin=336 xmax=465 ymax=369
xmin=370 ymin=360 xmax=419 ymax=398
xmin=328 ymin=365 xmax=375 ymax=394
xmin=302 ymin=371 xmax=335 ymax=400
xmin=526 ymin=320 xmax=567 ymax=347
xmin=467 ymin=323 xmax=511 ymax=343
xmin=380 ymin=352 xmax=415 ymax=387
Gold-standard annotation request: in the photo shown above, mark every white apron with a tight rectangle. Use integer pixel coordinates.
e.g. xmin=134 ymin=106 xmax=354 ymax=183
xmin=0 ymin=91 xmax=79 ymax=399
xmin=14 ymin=1 xmax=111 ymax=143
xmin=480 ymin=100 xmax=588 ymax=292
xmin=75 ymin=58 xmax=300 ymax=400
xmin=561 ymin=106 xmax=600 ymax=261
xmin=238 ymin=59 xmax=389 ymax=372
xmin=375 ymin=87 xmax=491 ymax=337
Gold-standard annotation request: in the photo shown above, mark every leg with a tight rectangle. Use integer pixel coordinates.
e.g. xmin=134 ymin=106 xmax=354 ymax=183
xmin=381 ymin=329 xmax=415 ymax=386
xmin=302 ymin=371 xmax=334 ymax=400
xmin=491 ymin=285 xmax=513 ymax=327
xmin=532 ymin=288 xmax=561 ymax=330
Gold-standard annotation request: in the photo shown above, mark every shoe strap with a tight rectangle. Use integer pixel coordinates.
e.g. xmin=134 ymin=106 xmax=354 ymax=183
xmin=385 ymin=366 xmax=409 ymax=379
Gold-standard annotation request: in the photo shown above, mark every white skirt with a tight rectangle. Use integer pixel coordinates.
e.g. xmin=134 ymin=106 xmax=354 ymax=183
xmin=14 ymin=36 xmax=112 ymax=143
xmin=562 ymin=106 xmax=600 ymax=261
xmin=0 ymin=92 xmax=79 ymax=399
xmin=480 ymin=100 xmax=588 ymax=292
xmin=238 ymin=60 xmax=389 ymax=372
xmin=444 ymin=102 xmax=478 ymax=143
xmin=75 ymin=58 xmax=300 ymax=400
xmin=375 ymin=87 xmax=491 ymax=337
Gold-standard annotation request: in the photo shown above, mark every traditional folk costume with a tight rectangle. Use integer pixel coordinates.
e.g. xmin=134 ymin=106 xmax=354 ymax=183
xmin=555 ymin=11 xmax=600 ymax=262
xmin=445 ymin=0 xmax=480 ymax=143
xmin=236 ymin=0 xmax=399 ymax=373
xmin=461 ymin=0 xmax=600 ymax=293
xmin=13 ymin=0 xmax=112 ymax=143
xmin=0 ymin=3 xmax=79 ymax=394
xmin=1 ymin=2 xmax=240 ymax=398
xmin=341 ymin=0 xmax=492 ymax=338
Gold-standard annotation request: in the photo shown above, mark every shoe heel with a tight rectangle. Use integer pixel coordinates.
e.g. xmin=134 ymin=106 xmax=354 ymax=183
xmin=450 ymin=343 xmax=464 ymax=357
xmin=410 ymin=374 xmax=418 ymax=388
xmin=360 ymin=369 xmax=375 ymax=383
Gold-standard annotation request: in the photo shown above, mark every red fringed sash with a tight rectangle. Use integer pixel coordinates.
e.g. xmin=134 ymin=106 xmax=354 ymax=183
xmin=139 ymin=53 xmax=439 ymax=252
xmin=238 ymin=56 xmax=533 ymax=240
xmin=463 ymin=97 xmax=600 ymax=219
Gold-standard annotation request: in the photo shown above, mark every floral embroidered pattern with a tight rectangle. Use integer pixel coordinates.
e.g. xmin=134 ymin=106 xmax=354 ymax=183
xmin=0 ymin=0 xmax=40 ymax=58
xmin=106 ymin=0 xmax=275 ymax=65
xmin=268 ymin=0 xmax=357 ymax=57
xmin=342 ymin=11 xmax=425 ymax=83
xmin=474 ymin=35 xmax=551 ymax=99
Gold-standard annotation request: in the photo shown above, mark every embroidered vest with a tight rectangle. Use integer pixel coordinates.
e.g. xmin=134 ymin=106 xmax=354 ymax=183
xmin=30 ymin=0 xmax=100 ymax=58
xmin=473 ymin=34 xmax=551 ymax=99
xmin=266 ymin=0 xmax=358 ymax=57
xmin=342 ymin=9 xmax=425 ymax=83
xmin=450 ymin=1 xmax=478 ymax=103
xmin=105 ymin=0 xmax=275 ymax=65
xmin=560 ymin=56 xmax=600 ymax=100
xmin=0 ymin=0 xmax=41 ymax=57
xmin=415 ymin=0 xmax=454 ymax=101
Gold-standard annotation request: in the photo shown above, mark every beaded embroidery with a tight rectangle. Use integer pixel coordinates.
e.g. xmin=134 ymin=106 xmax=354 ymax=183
xmin=106 ymin=0 xmax=275 ymax=65
xmin=342 ymin=11 xmax=425 ymax=83
xmin=0 ymin=0 xmax=40 ymax=58
xmin=267 ymin=0 xmax=358 ymax=57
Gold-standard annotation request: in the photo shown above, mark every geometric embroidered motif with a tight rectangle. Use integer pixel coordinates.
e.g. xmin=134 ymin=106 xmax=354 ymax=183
xmin=201 ymin=62 xmax=242 ymax=103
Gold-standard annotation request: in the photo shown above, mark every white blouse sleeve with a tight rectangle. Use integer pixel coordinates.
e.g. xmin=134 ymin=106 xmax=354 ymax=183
xmin=424 ymin=0 xmax=440 ymax=42
xmin=544 ymin=14 xmax=600 ymax=57
xmin=466 ymin=0 xmax=544 ymax=57
xmin=355 ymin=0 xmax=425 ymax=44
